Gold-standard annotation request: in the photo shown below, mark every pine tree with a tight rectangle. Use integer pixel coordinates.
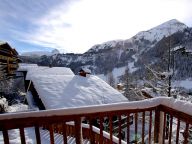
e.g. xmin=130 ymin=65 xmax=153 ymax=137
xmin=107 ymin=71 xmax=115 ymax=88
xmin=122 ymin=67 xmax=131 ymax=98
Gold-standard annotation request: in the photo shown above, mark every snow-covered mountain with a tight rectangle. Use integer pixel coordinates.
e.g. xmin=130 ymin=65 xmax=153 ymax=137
xmin=21 ymin=19 xmax=192 ymax=83
xmin=87 ymin=19 xmax=187 ymax=53
xmin=134 ymin=19 xmax=187 ymax=42
xmin=21 ymin=49 xmax=60 ymax=57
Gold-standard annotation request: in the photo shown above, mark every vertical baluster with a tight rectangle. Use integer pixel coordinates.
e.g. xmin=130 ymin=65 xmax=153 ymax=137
xmin=49 ymin=124 xmax=54 ymax=144
xmin=3 ymin=129 xmax=9 ymax=144
xmin=162 ymin=112 xmax=167 ymax=144
xmin=154 ymin=107 xmax=160 ymax=143
xmin=35 ymin=125 xmax=41 ymax=144
xmin=175 ymin=118 xmax=180 ymax=144
xmin=142 ymin=111 xmax=145 ymax=144
xmin=89 ymin=117 xmax=95 ymax=144
xmin=62 ymin=122 xmax=67 ymax=144
xmin=183 ymin=123 xmax=189 ymax=144
xmin=19 ymin=127 xmax=26 ymax=144
xmin=148 ymin=111 xmax=152 ymax=144
xmin=118 ymin=115 xmax=122 ymax=143
xmin=99 ymin=116 xmax=104 ymax=143
xmin=127 ymin=113 xmax=130 ymax=144
xmin=168 ymin=116 xmax=173 ymax=144
xmin=109 ymin=116 xmax=113 ymax=144
xmin=135 ymin=112 xmax=138 ymax=144
xmin=75 ymin=118 xmax=82 ymax=144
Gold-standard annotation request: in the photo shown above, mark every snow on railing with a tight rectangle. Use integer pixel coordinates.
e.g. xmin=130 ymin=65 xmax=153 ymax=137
xmin=0 ymin=97 xmax=192 ymax=120
xmin=0 ymin=97 xmax=167 ymax=120
xmin=1 ymin=97 xmax=192 ymax=144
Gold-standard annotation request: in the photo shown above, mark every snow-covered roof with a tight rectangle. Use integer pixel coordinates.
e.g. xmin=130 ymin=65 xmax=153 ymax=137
xmin=31 ymin=75 xmax=128 ymax=109
xmin=81 ymin=68 xmax=91 ymax=74
xmin=17 ymin=63 xmax=38 ymax=71
xmin=26 ymin=66 xmax=74 ymax=80
xmin=0 ymin=41 xmax=6 ymax=45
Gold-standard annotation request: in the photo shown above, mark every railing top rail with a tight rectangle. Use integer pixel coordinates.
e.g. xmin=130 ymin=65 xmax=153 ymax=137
xmin=0 ymin=97 xmax=192 ymax=120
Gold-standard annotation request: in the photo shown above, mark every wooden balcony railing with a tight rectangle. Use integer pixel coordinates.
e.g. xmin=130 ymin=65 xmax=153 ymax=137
xmin=0 ymin=97 xmax=192 ymax=144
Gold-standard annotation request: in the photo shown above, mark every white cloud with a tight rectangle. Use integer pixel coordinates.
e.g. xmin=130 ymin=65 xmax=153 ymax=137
xmin=15 ymin=0 xmax=192 ymax=53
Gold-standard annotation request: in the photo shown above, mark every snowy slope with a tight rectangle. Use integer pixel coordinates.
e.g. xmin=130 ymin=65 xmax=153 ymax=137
xmin=134 ymin=19 xmax=187 ymax=42
xmin=87 ymin=19 xmax=187 ymax=53
xmin=88 ymin=40 xmax=122 ymax=53
xmin=173 ymin=79 xmax=192 ymax=90
xmin=31 ymin=75 xmax=128 ymax=109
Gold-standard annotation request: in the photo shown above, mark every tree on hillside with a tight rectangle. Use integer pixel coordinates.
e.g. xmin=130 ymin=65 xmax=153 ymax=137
xmin=107 ymin=71 xmax=115 ymax=88
xmin=144 ymin=65 xmax=171 ymax=97
xmin=122 ymin=67 xmax=131 ymax=98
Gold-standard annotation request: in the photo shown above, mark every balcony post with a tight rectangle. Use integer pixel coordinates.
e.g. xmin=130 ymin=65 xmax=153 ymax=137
xmin=75 ymin=118 xmax=82 ymax=144
xmin=158 ymin=112 xmax=165 ymax=144
xmin=154 ymin=106 xmax=160 ymax=143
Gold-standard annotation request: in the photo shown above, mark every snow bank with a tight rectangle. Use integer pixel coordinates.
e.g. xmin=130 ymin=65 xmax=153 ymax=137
xmin=31 ymin=75 xmax=128 ymax=109
xmin=7 ymin=103 xmax=29 ymax=112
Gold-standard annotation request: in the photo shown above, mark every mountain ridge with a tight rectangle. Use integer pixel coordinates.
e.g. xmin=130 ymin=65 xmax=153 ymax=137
xmin=86 ymin=19 xmax=187 ymax=53
xmin=20 ymin=19 xmax=192 ymax=83
xmin=21 ymin=49 xmax=60 ymax=57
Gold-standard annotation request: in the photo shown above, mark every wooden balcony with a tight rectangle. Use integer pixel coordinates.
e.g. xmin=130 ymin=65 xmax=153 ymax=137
xmin=0 ymin=97 xmax=192 ymax=144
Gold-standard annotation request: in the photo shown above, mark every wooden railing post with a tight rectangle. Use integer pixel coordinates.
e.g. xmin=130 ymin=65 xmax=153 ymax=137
xmin=75 ymin=118 xmax=82 ymax=144
xmin=88 ymin=117 xmax=96 ymax=144
xmin=154 ymin=106 xmax=160 ymax=143
xmin=35 ymin=125 xmax=41 ymax=144
xmin=2 ymin=129 xmax=9 ymax=144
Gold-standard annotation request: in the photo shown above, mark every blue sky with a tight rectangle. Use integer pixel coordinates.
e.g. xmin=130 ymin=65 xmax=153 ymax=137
xmin=0 ymin=0 xmax=192 ymax=54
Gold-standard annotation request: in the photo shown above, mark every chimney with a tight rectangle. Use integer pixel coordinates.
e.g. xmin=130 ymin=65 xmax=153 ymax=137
xmin=78 ymin=68 xmax=91 ymax=77
xmin=49 ymin=63 xmax=52 ymax=68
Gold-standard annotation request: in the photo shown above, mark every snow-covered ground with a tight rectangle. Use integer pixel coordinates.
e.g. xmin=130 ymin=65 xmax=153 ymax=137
xmin=0 ymin=101 xmax=32 ymax=143
xmin=97 ymin=64 xmax=137 ymax=84
xmin=7 ymin=103 xmax=29 ymax=113
xmin=0 ymin=127 xmax=82 ymax=144
xmin=173 ymin=79 xmax=192 ymax=90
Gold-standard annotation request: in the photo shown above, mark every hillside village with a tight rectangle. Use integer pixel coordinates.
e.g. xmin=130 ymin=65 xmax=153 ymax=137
xmin=1 ymin=19 xmax=192 ymax=144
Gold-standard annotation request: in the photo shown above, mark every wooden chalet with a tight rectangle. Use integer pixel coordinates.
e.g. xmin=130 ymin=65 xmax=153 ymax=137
xmin=0 ymin=41 xmax=20 ymax=79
